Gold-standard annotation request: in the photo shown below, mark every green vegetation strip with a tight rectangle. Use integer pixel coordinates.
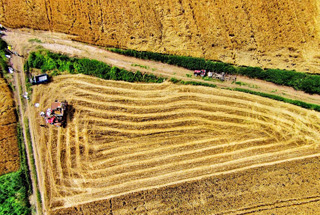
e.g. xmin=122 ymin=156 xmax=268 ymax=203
xmin=234 ymin=88 xmax=320 ymax=111
xmin=24 ymin=118 xmax=42 ymax=207
xmin=0 ymin=38 xmax=9 ymax=74
xmin=108 ymin=48 xmax=320 ymax=95
xmin=25 ymin=50 xmax=320 ymax=112
xmin=25 ymin=50 xmax=164 ymax=83
xmin=0 ymin=124 xmax=31 ymax=215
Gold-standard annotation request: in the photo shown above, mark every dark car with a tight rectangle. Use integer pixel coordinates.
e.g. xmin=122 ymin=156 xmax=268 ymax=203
xmin=30 ymin=74 xmax=50 ymax=85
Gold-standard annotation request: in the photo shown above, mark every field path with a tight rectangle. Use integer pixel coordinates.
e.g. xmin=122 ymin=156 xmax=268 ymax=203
xmin=9 ymin=44 xmax=43 ymax=213
xmin=2 ymin=28 xmax=320 ymax=106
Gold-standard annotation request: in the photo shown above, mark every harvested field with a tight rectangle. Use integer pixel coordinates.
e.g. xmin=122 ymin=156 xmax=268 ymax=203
xmin=30 ymin=74 xmax=320 ymax=214
xmin=0 ymin=78 xmax=19 ymax=175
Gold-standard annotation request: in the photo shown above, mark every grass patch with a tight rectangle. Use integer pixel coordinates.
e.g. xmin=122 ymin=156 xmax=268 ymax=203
xmin=28 ymin=38 xmax=42 ymax=43
xmin=131 ymin=63 xmax=150 ymax=70
xmin=235 ymin=81 xmax=259 ymax=89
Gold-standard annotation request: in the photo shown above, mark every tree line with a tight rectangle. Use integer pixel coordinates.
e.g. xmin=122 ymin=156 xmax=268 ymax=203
xmin=25 ymin=50 xmax=165 ymax=83
xmin=109 ymin=48 xmax=320 ymax=95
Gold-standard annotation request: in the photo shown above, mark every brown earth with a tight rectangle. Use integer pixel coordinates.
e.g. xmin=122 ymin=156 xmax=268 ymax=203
xmin=0 ymin=77 xmax=19 ymax=175
xmin=53 ymin=156 xmax=320 ymax=215
xmin=28 ymin=75 xmax=320 ymax=214
xmin=1 ymin=0 xmax=320 ymax=73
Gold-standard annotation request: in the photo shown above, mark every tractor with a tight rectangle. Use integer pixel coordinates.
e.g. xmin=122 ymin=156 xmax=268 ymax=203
xmin=41 ymin=100 xmax=68 ymax=127
xmin=194 ymin=70 xmax=207 ymax=77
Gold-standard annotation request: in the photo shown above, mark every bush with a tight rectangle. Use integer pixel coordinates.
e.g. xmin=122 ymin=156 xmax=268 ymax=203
xmin=26 ymin=51 xmax=165 ymax=84
xmin=0 ymin=171 xmax=31 ymax=215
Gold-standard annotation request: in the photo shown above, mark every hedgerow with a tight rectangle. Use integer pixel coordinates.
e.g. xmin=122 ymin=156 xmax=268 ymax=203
xmin=109 ymin=48 xmax=320 ymax=95
xmin=234 ymin=88 xmax=320 ymax=111
xmin=26 ymin=50 xmax=164 ymax=83
xmin=0 ymin=38 xmax=8 ymax=74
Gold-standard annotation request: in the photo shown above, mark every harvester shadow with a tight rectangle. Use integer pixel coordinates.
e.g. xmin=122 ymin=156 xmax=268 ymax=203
xmin=67 ymin=104 xmax=75 ymax=124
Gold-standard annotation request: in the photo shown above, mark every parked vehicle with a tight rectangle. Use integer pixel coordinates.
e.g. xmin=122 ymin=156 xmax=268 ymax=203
xmin=30 ymin=74 xmax=50 ymax=85
xmin=194 ymin=70 xmax=207 ymax=77
xmin=194 ymin=69 xmax=235 ymax=82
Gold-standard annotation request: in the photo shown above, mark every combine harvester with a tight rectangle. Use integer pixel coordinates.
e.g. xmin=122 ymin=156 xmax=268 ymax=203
xmin=41 ymin=100 xmax=68 ymax=127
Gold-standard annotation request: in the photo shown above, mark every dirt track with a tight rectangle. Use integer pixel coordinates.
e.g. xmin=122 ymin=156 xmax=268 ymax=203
xmin=3 ymin=28 xmax=320 ymax=106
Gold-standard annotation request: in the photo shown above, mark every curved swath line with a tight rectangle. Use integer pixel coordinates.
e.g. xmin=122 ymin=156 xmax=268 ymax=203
xmin=52 ymin=147 xmax=319 ymax=207
xmin=84 ymin=114 xmax=276 ymax=133
xmin=60 ymin=143 xmax=314 ymax=189
xmin=65 ymin=126 xmax=72 ymax=178
xmin=56 ymin=127 xmax=64 ymax=181
xmin=92 ymin=135 xmax=230 ymax=158
xmin=89 ymin=137 xmax=278 ymax=172
xmin=63 ymin=79 xmax=245 ymax=104
xmin=54 ymin=76 xmax=282 ymax=107
xmin=55 ymin=77 xmax=172 ymax=93
xmin=87 ymin=137 xmax=271 ymax=172
xmin=71 ymin=96 xmax=302 ymax=129
xmin=82 ymin=127 xmax=90 ymax=163
xmin=64 ymin=80 xmax=320 ymax=122
xmin=41 ymin=124 xmax=60 ymax=202
xmin=73 ymin=86 xmax=248 ymax=104
xmin=62 ymin=75 xmax=172 ymax=90
xmin=65 ymin=78 xmax=310 ymax=112
xmin=54 ymin=80 xmax=319 ymax=126
xmin=82 ymin=138 xmax=294 ymax=180
xmin=69 ymin=84 xmax=257 ymax=108
xmin=74 ymin=118 xmax=81 ymax=170
xmin=73 ymin=84 xmax=174 ymax=98
xmin=90 ymin=120 xmax=251 ymax=135
xmin=75 ymin=104 xmax=297 ymax=134
xmin=91 ymin=132 xmax=213 ymax=151
xmin=81 ymin=105 xmax=264 ymax=125
xmin=89 ymin=135 xmax=240 ymax=164
xmin=76 ymin=101 xmax=317 ymax=138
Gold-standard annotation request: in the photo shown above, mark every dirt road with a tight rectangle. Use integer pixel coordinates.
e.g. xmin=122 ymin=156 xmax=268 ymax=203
xmin=10 ymin=37 xmax=43 ymax=214
xmin=3 ymin=28 xmax=320 ymax=106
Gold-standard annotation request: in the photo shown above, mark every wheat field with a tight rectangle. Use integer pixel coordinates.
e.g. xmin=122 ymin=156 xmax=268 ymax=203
xmin=0 ymin=77 xmax=19 ymax=175
xmin=29 ymin=74 xmax=320 ymax=214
